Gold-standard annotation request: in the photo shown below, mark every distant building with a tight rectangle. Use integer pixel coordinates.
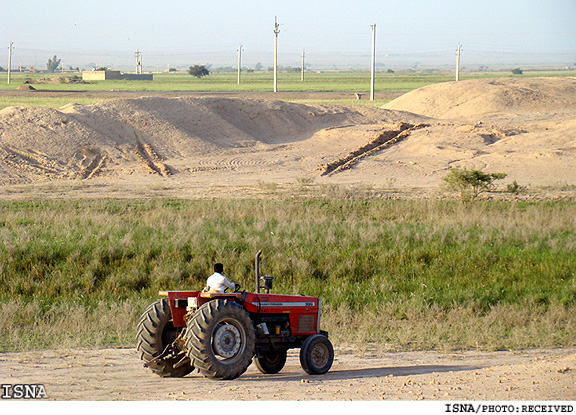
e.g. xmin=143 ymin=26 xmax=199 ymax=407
xmin=82 ymin=70 xmax=153 ymax=81
xmin=82 ymin=70 xmax=122 ymax=81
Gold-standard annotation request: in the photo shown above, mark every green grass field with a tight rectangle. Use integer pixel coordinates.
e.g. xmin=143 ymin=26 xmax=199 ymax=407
xmin=1 ymin=197 xmax=574 ymax=352
xmin=1 ymin=70 xmax=573 ymax=110
xmin=4 ymin=71 xmax=460 ymax=92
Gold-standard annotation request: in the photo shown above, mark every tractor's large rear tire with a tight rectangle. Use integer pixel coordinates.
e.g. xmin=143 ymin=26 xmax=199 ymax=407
xmin=185 ymin=299 xmax=255 ymax=380
xmin=136 ymin=298 xmax=194 ymax=377
xmin=299 ymin=334 xmax=334 ymax=375
xmin=255 ymin=350 xmax=287 ymax=374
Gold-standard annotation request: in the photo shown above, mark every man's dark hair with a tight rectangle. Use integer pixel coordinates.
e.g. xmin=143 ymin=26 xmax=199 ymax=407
xmin=214 ymin=263 xmax=224 ymax=273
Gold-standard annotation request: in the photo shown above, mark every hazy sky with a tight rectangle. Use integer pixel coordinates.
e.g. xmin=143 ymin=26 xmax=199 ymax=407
xmin=1 ymin=0 xmax=575 ymax=69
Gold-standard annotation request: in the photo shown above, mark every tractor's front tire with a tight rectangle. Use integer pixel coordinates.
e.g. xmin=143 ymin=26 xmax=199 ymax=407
xmin=185 ymin=299 xmax=255 ymax=380
xmin=255 ymin=350 xmax=287 ymax=374
xmin=136 ymin=298 xmax=194 ymax=377
xmin=299 ymin=334 xmax=334 ymax=375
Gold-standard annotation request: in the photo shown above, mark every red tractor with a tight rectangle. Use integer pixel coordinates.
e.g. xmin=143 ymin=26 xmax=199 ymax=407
xmin=136 ymin=251 xmax=334 ymax=380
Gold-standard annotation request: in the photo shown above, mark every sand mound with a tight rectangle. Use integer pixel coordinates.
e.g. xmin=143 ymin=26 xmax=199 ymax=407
xmin=367 ymin=78 xmax=576 ymax=189
xmin=382 ymin=77 xmax=576 ymax=118
xmin=1 ymin=85 xmax=575 ymax=193
xmin=0 ymin=96 xmax=420 ymax=184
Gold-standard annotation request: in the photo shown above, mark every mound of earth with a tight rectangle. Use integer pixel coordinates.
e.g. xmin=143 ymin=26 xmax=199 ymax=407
xmin=0 ymin=96 xmax=424 ymax=185
xmin=382 ymin=77 xmax=576 ymax=119
xmin=1 ymin=79 xmax=576 ymax=195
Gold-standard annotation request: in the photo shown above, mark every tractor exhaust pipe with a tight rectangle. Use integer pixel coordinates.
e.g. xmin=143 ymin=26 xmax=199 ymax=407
xmin=255 ymin=250 xmax=262 ymax=293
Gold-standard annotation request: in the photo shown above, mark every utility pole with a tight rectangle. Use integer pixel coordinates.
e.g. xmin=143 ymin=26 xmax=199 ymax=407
xmin=7 ymin=42 xmax=14 ymax=85
xmin=273 ymin=16 xmax=280 ymax=93
xmin=370 ymin=24 xmax=376 ymax=101
xmin=237 ymin=44 xmax=243 ymax=84
xmin=135 ymin=50 xmax=142 ymax=74
xmin=456 ymin=44 xmax=462 ymax=81
xmin=301 ymin=49 xmax=305 ymax=82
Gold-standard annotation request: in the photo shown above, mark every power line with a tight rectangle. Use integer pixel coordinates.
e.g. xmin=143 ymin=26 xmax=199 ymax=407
xmin=7 ymin=41 xmax=14 ymax=84
xmin=134 ymin=49 xmax=143 ymax=73
xmin=301 ymin=49 xmax=305 ymax=82
xmin=237 ymin=44 xmax=243 ymax=84
xmin=370 ymin=24 xmax=376 ymax=101
xmin=456 ymin=43 xmax=462 ymax=81
xmin=273 ymin=16 xmax=280 ymax=93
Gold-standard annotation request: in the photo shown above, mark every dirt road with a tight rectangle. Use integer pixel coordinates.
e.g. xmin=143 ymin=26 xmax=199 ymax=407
xmin=1 ymin=347 xmax=574 ymax=401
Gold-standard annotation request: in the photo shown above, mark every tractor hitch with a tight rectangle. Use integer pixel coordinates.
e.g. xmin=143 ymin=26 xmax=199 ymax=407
xmin=142 ymin=341 xmax=187 ymax=368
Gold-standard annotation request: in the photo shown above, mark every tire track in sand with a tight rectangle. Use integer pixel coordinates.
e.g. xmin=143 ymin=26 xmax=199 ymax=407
xmin=134 ymin=133 xmax=172 ymax=177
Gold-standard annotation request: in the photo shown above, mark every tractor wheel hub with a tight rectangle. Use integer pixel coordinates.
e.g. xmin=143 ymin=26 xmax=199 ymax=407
xmin=213 ymin=323 xmax=241 ymax=358
xmin=311 ymin=343 xmax=329 ymax=367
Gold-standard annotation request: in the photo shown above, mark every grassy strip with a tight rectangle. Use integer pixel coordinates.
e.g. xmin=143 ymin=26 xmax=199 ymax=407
xmin=2 ymin=71 xmax=455 ymax=92
xmin=1 ymin=198 xmax=575 ymax=352
xmin=0 ymin=96 xmax=105 ymax=111
xmin=1 ymin=71 xmax=573 ymax=110
xmin=1 ymin=70 xmax=573 ymax=92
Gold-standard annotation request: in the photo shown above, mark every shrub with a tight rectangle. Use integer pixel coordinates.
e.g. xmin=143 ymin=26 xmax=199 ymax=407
xmin=442 ymin=168 xmax=507 ymax=202
xmin=506 ymin=180 xmax=527 ymax=194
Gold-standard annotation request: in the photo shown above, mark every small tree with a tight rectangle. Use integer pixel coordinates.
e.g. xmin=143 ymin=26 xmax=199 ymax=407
xmin=188 ymin=65 xmax=210 ymax=79
xmin=506 ymin=180 xmax=527 ymax=195
xmin=511 ymin=68 xmax=523 ymax=75
xmin=442 ymin=168 xmax=507 ymax=202
xmin=47 ymin=55 xmax=61 ymax=73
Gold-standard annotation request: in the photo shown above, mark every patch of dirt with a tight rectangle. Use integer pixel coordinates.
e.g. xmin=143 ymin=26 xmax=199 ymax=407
xmin=24 ymin=76 xmax=85 ymax=85
xmin=0 ymin=347 xmax=573 ymax=400
xmin=1 ymin=78 xmax=576 ymax=197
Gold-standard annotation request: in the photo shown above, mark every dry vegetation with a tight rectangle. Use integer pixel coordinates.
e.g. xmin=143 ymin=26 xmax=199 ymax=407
xmin=0 ymin=198 xmax=575 ymax=353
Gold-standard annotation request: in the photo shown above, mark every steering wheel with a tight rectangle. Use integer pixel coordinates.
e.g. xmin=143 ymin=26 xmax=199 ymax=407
xmin=233 ymin=283 xmax=242 ymax=292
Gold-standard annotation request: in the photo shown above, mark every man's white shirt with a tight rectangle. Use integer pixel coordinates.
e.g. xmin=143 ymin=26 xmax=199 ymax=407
xmin=206 ymin=272 xmax=235 ymax=293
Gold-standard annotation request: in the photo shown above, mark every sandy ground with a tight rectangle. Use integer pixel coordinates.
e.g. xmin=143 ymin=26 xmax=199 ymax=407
xmin=0 ymin=347 xmax=574 ymax=401
xmin=1 ymin=78 xmax=575 ymax=199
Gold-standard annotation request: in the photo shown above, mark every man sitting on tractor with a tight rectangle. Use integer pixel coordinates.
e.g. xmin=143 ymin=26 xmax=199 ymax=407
xmin=204 ymin=263 xmax=236 ymax=293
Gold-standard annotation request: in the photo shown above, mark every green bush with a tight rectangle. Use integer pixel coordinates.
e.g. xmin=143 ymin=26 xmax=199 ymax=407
xmin=442 ymin=168 xmax=507 ymax=202
xmin=506 ymin=180 xmax=527 ymax=194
